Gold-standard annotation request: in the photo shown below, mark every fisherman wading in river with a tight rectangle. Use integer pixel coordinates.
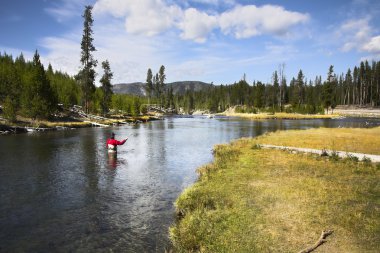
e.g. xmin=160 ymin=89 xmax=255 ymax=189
xmin=106 ymin=132 xmax=128 ymax=153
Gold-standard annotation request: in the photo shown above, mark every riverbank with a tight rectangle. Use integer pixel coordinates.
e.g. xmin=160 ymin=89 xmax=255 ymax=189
xmin=220 ymin=111 xmax=340 ymax=119
xmin=219 ymin=107 xmax=340 ymax=119
xmin=0 ymin=114 xmax=161 ymax=134
xmin=219 ymin=105 xmax=380 ymax=119
xmin=170 ymin=127 xmax=380 ymax=252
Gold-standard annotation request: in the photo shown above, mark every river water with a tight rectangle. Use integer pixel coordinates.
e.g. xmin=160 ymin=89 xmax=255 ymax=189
xmin=1 ymin=116 xmax=379 ymax=252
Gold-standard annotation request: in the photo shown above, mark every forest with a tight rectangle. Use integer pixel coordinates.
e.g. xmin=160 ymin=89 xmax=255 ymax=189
xmin=180 ymin=60 xmax=380 ymax=114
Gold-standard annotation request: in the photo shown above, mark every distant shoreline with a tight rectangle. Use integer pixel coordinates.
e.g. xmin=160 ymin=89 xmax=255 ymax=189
xmin=330 ymin=105 xmax=380 ymax=117
xmin=218 ymin=106 xmax=380 ymax=119
xmin=218 ymin=111 xmax=340 ymax=119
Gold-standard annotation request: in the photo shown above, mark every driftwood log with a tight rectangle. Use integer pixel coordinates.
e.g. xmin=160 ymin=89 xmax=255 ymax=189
xmin=298 ymin=230 xmax=334 ymax=253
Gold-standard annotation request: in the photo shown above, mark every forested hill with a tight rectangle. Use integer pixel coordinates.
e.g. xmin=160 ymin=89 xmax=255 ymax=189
xmin=112 ymin=81 xmax=213 ymax=96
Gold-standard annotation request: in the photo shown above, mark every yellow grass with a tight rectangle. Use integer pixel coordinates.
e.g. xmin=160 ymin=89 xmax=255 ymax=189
xmin=255 ymin=126 xmax=380 ymax=155
xmin=40 ymin=121 xmax=93 ymax=128
xmin=220 ymin=112 xmax=339 ymax=119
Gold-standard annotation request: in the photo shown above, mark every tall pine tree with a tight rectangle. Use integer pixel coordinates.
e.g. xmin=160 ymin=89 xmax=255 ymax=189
xmin=100 ymin=60 xmax=113 ymax=116
xmin=145 ymin=68 xmax=153 ymax=104
xmin=78 ymin=5 xmax=97 ymax=113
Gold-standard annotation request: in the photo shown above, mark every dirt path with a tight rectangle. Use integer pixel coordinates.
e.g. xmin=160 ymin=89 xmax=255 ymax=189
xmin=260 ymin=144 xmax=380 ymax=163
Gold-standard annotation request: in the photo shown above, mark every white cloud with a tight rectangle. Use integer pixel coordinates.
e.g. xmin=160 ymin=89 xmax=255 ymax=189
xmin=188 ymin=0 xmax=236 ymax=6
xmin=339 ymin=18 xmax=372 ymax=52
xmin=337 ymin=17 xmax=380 ymax=61
xmin=219 ymin=5 xmax=309 ymax=39
xmin=178 ymin=8 xmax=218 ymax=43
xmin=93 ymin=0 xmax=182 ymax=36
xmin=93 ymin=0 xmax=309 ymax=42
xmin=362 ymin=35 xmax=380 ymax=54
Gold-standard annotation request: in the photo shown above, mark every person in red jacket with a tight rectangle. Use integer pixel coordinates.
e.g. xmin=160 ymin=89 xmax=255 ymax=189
xmin=106 ymin=132 xmax=128 ymax=152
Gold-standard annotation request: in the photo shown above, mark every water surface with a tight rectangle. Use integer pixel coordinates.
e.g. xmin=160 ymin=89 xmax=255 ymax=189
xmin=1 ymin=116 xmax=379 ymax=252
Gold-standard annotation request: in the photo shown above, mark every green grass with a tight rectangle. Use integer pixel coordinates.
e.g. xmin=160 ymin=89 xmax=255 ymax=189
xmin=170 ymin=130 xmax=380 ymax=252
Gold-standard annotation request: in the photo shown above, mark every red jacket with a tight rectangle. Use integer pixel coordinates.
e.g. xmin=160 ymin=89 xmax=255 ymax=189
xmin=106 ymin=138 xmax=126 ymax=151
xmin=106 ymin=139 xmax=126 ymax=146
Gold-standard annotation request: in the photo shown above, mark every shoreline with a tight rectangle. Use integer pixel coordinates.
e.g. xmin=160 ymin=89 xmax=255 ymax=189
xmin=2 ymin=106 xmax=380 ymax=135
xmin=0 ymin=114 xmax=162 ymax=135
xmin=218 ymin=111 xmax=341 ymax=119
xmin=217 ymin=105 xmax=380 ymax=119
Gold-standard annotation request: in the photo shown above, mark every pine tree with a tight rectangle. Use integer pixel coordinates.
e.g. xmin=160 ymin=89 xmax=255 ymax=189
xmin=158 ymin=65 xmax=166 ymax=106
xmin=296 ymin=70 xmax=305 ymax=107
xmin=145 ymin=68 xmax=153 ymax=104
xmin=100 ymin=60 xmax=113 ymax=116
xmin=78 ymin=5 xmax=97 ymax=113
xmin=344 ymin=69 xmax=353 ymax=105
xmin=322 ymin=65 xmax=336 ymax=114
xmin=272 ymin=70 xmax=279 ymax=109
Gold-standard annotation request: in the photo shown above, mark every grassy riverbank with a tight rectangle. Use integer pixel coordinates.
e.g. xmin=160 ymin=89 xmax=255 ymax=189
xmin=220 ymin=111 xmax=340 ymax=119
xmin=170 ymin=127 xmax=380 ymax=252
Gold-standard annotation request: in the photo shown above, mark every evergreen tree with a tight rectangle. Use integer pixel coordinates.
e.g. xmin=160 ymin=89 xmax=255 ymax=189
xmin=344 ymin=69 xmax=353 ymax=105
xmin=21 ymin=50 xmax=56 ymax=119
xmin=322 ymin=65 xmax=336 ymax=114
xmin=296 ymin=70 xmax=305 ymax=107
xmin=253 ymin=81 xmax=265 ymax=108
xmin=158 ymin=65 xmax=166 ymax=106
xmin=153 ymin=73 xmax=159 ymax=99
xmin=145 ymin=68 xmax=153 ymax=104
xmin=100 ymin=60 xmax=113 ymax=116
xmin=78 ymin=5 xmax=97 ymax=113
xmin=0 ymin=53 xmax=21 ymax=105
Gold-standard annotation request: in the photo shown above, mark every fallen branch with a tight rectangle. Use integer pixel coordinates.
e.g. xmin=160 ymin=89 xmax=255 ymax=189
xmin=298 ymin=230 xmax=334 ymax=253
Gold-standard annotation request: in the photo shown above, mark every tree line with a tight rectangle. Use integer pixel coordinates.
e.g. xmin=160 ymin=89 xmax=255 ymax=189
xmin=166 ymin=61 xmax=380 ymax=114
xmin=1 ymin=48 xmax=379 ymax=121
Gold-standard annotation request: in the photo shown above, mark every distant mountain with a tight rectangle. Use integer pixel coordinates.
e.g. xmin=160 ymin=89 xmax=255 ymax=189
xmin=112 ymin=82 xmax=146 ymax=96
xmin=112 ymin=81 xmax=213 ymax=96
xmin=168 ymin=81 xmax=213 ymax=95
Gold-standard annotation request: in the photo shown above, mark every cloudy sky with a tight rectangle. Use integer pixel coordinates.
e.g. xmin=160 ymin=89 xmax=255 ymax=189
xmin=1 ymin=0 xmax=380 ymax=85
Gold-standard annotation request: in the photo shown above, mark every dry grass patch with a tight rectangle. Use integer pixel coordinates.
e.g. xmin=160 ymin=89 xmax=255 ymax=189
xmin=220 ymin=112 xmax=339 ymax=120
xmin=255 ymin=127 xmax=380 ymax=155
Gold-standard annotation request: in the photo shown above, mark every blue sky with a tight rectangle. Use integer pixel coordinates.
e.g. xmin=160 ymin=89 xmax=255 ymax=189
xmin=1 ymin=0 xmax=380 ymax=85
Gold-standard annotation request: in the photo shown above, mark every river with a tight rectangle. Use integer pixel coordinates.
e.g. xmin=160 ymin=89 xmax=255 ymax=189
xmin=0 ymin=116 xmax=379 ymax=252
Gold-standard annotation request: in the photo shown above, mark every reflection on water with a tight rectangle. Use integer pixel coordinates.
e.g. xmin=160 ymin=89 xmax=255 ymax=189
xmin=0 ymin=116 xmax=379 ymax=252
